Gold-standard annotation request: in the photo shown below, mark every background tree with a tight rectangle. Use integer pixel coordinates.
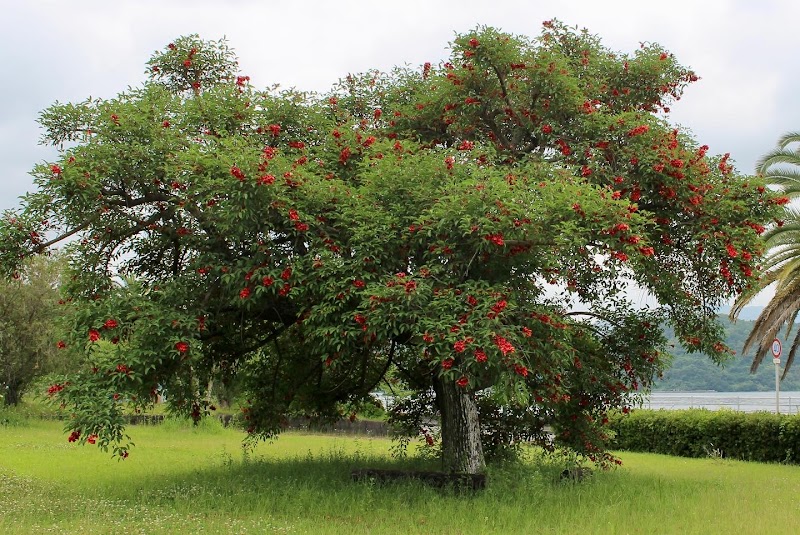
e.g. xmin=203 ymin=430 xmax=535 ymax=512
xmin=0 ymin=24 xmax=777 ymax=472
xmin=0 ymin=254 xmax=67 ymax=406
xmin=732 ymin=132 xmax=800 ymax=378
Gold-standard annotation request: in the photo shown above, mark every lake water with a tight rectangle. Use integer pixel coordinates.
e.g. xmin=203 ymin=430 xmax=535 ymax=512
xmin=642 ymin=391 xmax=800 ymax=414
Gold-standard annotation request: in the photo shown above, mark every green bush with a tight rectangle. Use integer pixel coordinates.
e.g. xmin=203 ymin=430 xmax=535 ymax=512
xmin=609 ymin=409 xmax=800 ymax=463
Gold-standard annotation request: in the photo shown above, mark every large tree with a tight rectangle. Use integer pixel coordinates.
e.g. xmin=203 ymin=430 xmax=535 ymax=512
xmin=0 ymin=255 xmax=65 ymax=406
xmin=0 ymin=23 xmax=777 ymax=472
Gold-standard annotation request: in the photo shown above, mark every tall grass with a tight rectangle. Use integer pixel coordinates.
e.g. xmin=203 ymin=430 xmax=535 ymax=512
xmin=1 ymin=415 xmax=799 ymax=534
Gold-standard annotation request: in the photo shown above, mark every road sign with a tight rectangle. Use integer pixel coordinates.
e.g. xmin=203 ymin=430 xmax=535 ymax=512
xmin=773 ymin=339 xmax=783 ymax=414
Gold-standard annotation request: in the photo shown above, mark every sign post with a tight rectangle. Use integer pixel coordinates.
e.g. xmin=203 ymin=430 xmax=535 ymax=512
xmin=772 ymin=338 xmax=782 ymax=414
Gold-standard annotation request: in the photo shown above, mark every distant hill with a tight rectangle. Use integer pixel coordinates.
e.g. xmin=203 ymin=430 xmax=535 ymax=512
xmin=654 ymin=315 xmax=800 ymax=392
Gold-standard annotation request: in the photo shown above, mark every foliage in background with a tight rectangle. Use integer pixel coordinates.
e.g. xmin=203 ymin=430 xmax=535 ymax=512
xmin=0 ymin=254 xmax=76 ymax=406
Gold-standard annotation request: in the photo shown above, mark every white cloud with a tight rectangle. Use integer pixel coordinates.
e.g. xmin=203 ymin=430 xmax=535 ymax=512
xmin=2 ymin=1 xmax=799 ymax=210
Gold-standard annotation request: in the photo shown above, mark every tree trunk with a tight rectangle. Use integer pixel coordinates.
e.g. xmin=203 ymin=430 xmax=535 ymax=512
xmin=3 ymin=381 xmax=22 ymax=407
xmin=433 ymin=375 xmax=485 ymax=474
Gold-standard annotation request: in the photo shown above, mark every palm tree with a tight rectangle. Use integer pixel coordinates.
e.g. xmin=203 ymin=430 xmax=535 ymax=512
xmin=732 ymin=132 xmax=800 ymax=379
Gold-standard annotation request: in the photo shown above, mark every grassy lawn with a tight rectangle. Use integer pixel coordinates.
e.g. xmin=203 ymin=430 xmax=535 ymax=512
xmin=1 ymin=417 xmax=799 ymax=534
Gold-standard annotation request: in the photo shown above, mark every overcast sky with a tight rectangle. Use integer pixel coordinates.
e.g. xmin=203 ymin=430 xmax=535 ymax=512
xmin=1 ymin=0 xmax=797 ymax=213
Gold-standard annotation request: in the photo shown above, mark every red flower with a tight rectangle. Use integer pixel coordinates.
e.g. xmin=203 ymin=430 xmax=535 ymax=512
xmin=339 ymin=147 xmax=352 ymax=164
xmin=183 ymin=59 xmax=192 ymax=68
xmin=162 ymin=120 xmax=170 ymax=128
xmin=262 ymin=276 xmax=274 ymax=286
xmin=404 ymin=280 xmax=417 ymax=293
xmin=627 ymin=125 xmax=650 ymax=137
xmin=474 ymin=349 xmax=488 ymax=363
xmin=726 ymin=243 xmax=738 ymax=258
xmin=47 ymin=383 xmax=64 ymax=396
xmin=639 ymin=246 xmax=655 ymax=257
xmin=456 ymin=376 xmax=469 ymax=388
xmin=56 ymin=340 xmax=66 ymax=349
xmin=175 ymin=341 xmax=189 ymax=353
xmin=373 ymin=109 xmax=382 ymax=120
xmin=541 ymin=124 xmax=552 ymax=134
xmin=353 ymin=279 xmax=365 ymax=288
xmin=454 ymin=340 xmax=467 ymax=353
xmin=240 ymin=287 xmax=251 ymax=299
xmin=288 ymin=141 xmax=306 ymax=149
xmin=468 ymin=38 xmax=480 ymax=48
xmin=88 ymin=329 xmax=101 ymax=342
xmin=258 ymin=174 xmax=275 ymax=185
xmin=280 ymin=268 xmax=292 ymax=280
xmin=262 ymin=146 xmax=277 ymax=159
xmin=288 ymin=209 xmax=300 ymax=221
xmin=491 ymin=300 xmax=507 ymax=315
xmin=294 ymin=222 xmax=309 ymax=232
xmin=268 ymin=124 xmax=281 ymax=136
xmin=521 ymin=327 xmax=532 ymax=337
xmin=87 ymin=434 xmax=97 ymax=445
xmin=50 ymin=164 xmax=62 ymax=175
xmin=514 ymin=364 xmax=529 ymax=377
xmin=485 ymin=233 xmax=505 ymax=246
xmin=457 ymin=140 xmax=474 ymax=150
xmin=230 ymin=166 xmax=245 ymax=181
xmin=103 ymin=319 xmax=118 ymax=330
xmin=467 ymin=295 xmax=478 ymax=307
xmin=493 ymin=336 xmax=515 ymax=355
xmin=423 ymin=332 xmax=434 ymax=343
xmin=442 ymin=358 xmax=455 ymax=370
xmin=68 ymin=430 xmax=81 ymax=443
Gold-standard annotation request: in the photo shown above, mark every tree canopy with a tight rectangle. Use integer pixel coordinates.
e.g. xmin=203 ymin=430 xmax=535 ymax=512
xmin=0 ymin=22 xmax=778 ymax=472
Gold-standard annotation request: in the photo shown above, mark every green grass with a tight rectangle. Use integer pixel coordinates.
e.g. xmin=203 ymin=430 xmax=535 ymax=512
xmin=1 ymin=416 xmax=800 ymax=534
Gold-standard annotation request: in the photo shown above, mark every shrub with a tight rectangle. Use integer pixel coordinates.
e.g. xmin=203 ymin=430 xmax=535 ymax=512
xmin=609 ymin=409 xmax=800 ymax=463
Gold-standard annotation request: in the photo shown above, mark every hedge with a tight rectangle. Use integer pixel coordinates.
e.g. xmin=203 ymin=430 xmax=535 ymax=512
xmin=608 ymin=409 xmax=800 ymax=463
